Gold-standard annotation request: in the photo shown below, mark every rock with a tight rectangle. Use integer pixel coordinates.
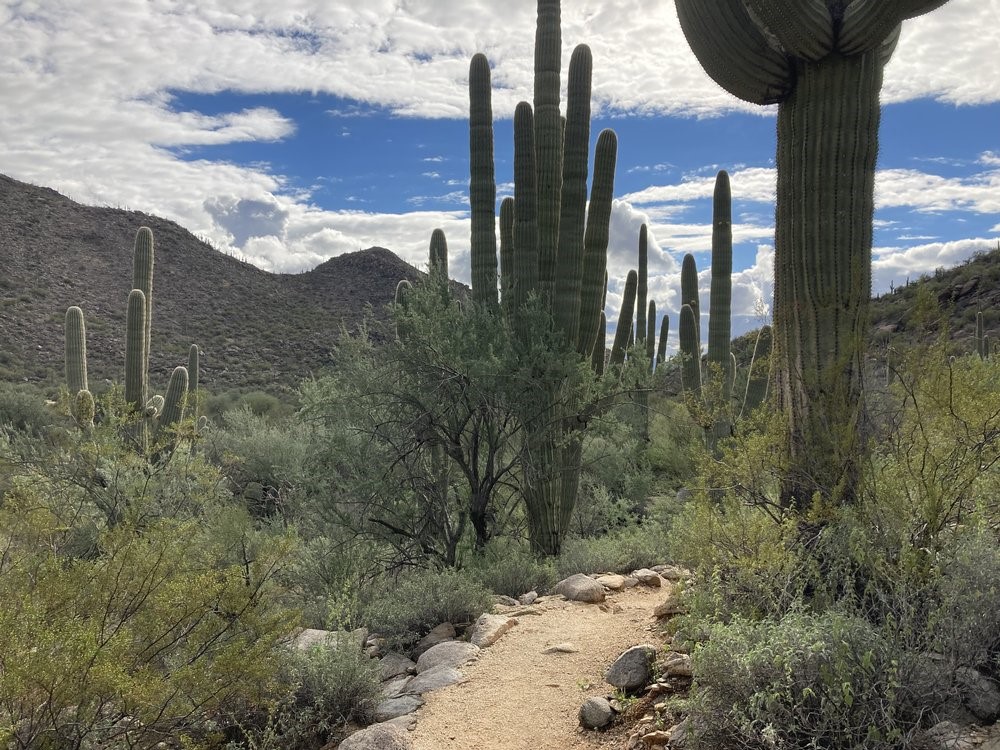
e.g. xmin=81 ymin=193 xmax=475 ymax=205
xmin=920 ymin=720 xmax=977 ymax=750
xmin=669 ymin=719 xmax=691 ymax=748
xmin=658 ymin=652 xmax=693 ymax=678
xmin=493 ymin=594 xmax=519 ymax=607
xmin=555 ymin=574 xmax=606 ymax=603
xmin=542 ymin=642 xmax=579 ymax=654
xmin=468 ymin=613 xmax=518 ymax=648
xmin=291 ymin=627 xmax=368 ymax=652
xmin=595 ymin=574 xmax=628 ymax=590
xmin=374 ymin=695 xmax=424 ymax=722
xmin=653 ymin=565 xmax=691 ymax=581
xmin=579 ymin=696 xmax=615 ymax=729
xmin=412 ymin=622 xmax=456 ymax=658
xmin=622 ymin=576 xmax=640 ymax=588
xmin=957 ymin=667 xmax=1000 ymax=722
xmin=380 ymin=652 xmax=417 ymax=681
xmin=519 ymin=591 xmax=538 ymax=605
xmin=654 ymin=591 xmax=686 ymax=618
xmin=381 ymin=714 xmax=418 ymax=732
xmin=415 ymin=640 xmax=480 ymax=673
xmin=381 ymin=675 xmax=412 ymax=698
xmin=642 ymin=729 xmax=672 ymax=748
xmin=404 ymin=664 xmax=464 ymax=694
xmin=606 ymin=644 xmax=657 ymax=693
xmin=338 ymin=722 xmax=414 ymax=750
xmin=631 ymin=569 xmax=663 ymax=587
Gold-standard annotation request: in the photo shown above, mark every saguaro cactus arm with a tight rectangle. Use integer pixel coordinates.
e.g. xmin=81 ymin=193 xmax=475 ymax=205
xmin=469 ymin=53 xmax=498 ymax=305
xmin=610 ymin=271 xmax=637 ymax=367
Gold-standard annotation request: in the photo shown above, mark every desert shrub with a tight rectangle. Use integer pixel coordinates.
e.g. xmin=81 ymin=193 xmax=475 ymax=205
xmin=466 ymin=538 xmax=557 ymax=597
xmin=225 ymin=642 xmax=381 ymax=750
xmin=0 ymin=382 xmax=61 ymax=436
xmin=688 ymin=610 xmax=907 ymax=750
xmin=555 ymin=523 xmax=666 ymax=577
xmin=363 ymin=568 xmax=492 ymax=647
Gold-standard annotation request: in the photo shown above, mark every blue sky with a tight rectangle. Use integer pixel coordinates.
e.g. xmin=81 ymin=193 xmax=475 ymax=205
xmin=2 ymin=0 xmax=998 ymax=347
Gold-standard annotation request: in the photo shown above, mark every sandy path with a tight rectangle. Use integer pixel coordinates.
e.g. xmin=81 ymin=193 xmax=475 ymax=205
xmin=409 ymin=585 xmax=664 ymax=750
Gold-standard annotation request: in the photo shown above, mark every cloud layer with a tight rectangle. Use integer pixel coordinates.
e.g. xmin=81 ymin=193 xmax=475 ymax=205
xmin=1 ymin=0 xmax=997 ymax=349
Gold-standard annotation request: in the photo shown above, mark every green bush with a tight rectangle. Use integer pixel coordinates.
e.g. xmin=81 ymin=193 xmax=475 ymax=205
xmin=363 ymin=568 xmax=492 ymax=647
xmin=555 ymin=523 xmax=666 ymax=578
xmin=0 ymin=383 xmax=61 ymax=436
xmin=689 ymin=610 xmax=906 ymax=750
xmin=466 ymin=538 xmax=557 ymax=597
xmin=226 ymin=642 xmax=381 ymax=750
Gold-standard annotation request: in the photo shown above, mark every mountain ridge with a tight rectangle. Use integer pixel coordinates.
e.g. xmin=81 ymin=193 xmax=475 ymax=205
xmin=0 ymin=173 xmax=424 ymax=393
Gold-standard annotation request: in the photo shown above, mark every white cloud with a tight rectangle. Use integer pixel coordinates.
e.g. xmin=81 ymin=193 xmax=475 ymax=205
xmin=0 ymin=0 xmax=995 ymax=289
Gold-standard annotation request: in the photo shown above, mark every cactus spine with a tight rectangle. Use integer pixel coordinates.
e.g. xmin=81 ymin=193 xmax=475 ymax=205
xmin=674 ymin=0 xmax=953 ymax=508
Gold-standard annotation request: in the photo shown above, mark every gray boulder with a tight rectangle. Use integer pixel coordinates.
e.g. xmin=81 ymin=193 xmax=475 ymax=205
xmin=373 ymin=694 xmax=424 ymax=722
xmin=605 ymin=644 xmax=657 ymax=693
xmin=957 ymin=667 xmax=1000 ymax=722
xmin=579 ymin=696 xmax=615 ymax=729
xmin=412 ymin=622 xmax=456 ymax=657
xmin=519 ymin=591 xmax=538 ymax=605
xmin=468 ymin=613 xmax=518 ymax=648
xmin=379 ymin=652 xmax=416 ymax=681
xmin=555 ymin=574 xmax=605 ymax=603
xmin=338 ymin=722 xmax=414 ymax=750
xmin=415 ymin=640 xmax=480 ymax=673
xmin=404 ymin=664 xmax=464 ymax=694
xmin=290 ymin=626 xmax=368 ymax=652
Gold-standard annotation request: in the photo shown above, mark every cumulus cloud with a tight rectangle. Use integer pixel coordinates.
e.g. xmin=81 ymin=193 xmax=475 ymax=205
xmin=0 ymin=0 xmax=995 ymax=291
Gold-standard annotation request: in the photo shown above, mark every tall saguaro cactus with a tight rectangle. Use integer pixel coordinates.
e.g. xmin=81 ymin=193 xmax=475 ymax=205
xmin=674 ymin=0 xmax=953 ymax=508
xmin=468 ymin=0 xmax=620 ymax=556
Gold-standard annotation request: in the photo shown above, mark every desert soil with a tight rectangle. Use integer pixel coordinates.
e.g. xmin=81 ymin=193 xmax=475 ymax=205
xmin=409 ymin=584 xmax=667 ymax=750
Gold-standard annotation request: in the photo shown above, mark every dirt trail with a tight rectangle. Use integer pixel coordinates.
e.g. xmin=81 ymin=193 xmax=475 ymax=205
xmin=410 ymin=585 xmax=665 ymax=750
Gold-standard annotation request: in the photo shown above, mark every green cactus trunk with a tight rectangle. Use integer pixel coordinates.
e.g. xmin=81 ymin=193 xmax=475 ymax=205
xmin=681 ymin=253 xmax=700 ymax=344
xmin=65 ymin=306 xmax=88 ymax=398
xmin=636 ymin=224 xmax=648 ymax=346
xmin=679 ymin=303 xmax=702 ymax=397
xmin=469 ymin=53 xmax=498 ymax=306
xmin=132 ymin=228 xmax=154 ymax=403
xmin=775 ymin=52 xmax=879 ymax=510
xmin=656 ymin=316 xmax=669 ymax=366
xmin=707 ymin=171 xmax=734 ymax=453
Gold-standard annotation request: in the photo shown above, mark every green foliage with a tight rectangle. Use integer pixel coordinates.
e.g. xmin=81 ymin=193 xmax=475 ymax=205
xmin=466 ymin=538 xmax=557 ymax=598
xmin=0 ymin=383 xmax=61 ymax=436
xmin=555 ymin=524 xmax=666 ymax=578
xmin=689 ymin=610 xmax=906 ymax=750
xmin=229 ymin=643 xmax=381 ymax=750
xmin=0 ymin=416 xmax=296 ymax=748
xmin=363 ymin=568 xmax=492 ymax=648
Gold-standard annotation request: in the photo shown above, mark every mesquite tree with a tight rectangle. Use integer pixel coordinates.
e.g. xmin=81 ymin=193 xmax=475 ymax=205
xmin=674 ymin=0 xmax=953 ymax=508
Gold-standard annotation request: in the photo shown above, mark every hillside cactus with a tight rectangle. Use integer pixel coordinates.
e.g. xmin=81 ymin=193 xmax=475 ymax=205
xmin=674 ymin=0 xmax=954 ymax=508
xmin=65 ymin=306 xmax=88 ymax=397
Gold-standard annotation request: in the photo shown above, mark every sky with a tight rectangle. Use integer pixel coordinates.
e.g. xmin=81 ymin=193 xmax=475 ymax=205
xmin=2 ymin=0 xmax=999 ymax=349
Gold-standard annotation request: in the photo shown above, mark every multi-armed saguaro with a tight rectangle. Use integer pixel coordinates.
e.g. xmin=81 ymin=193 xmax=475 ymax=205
xmin=64 ymin=227 xmax=195 ymax=450
xmin=467 ymin=0 xmax=630 ymax=556
xmin=674 ymin=0 xmax=953 ymax=508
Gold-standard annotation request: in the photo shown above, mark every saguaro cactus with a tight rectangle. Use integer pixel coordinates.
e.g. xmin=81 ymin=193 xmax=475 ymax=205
xmin=468 ymin=0 xmax=620 ymax=555
xmin=65 ymin=306 xmax=88 ymax=397
xmin=674 ymin=0 xmax=953 ymax=508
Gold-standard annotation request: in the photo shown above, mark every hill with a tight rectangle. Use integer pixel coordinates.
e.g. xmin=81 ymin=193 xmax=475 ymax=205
xmin=0 ymin=174 xmax=426 ymax=393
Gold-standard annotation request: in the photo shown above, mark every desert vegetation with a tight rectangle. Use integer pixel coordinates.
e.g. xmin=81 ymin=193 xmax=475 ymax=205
xmin=1 ymin=0 xmax=998 ymax=748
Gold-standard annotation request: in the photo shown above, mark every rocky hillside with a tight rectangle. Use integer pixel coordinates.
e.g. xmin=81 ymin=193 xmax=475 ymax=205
xmin=0 ymin=174 xmax=426 ymax=393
